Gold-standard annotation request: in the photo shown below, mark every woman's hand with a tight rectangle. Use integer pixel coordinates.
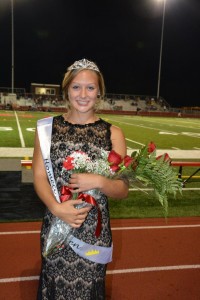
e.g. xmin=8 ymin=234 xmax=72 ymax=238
xmin=68 ymin=172 xmax=128 ymax=199
xmin=68 ymin=173 xmax=101 ymax=193
xmin=52 ymin=199 xmax=91 ymax=228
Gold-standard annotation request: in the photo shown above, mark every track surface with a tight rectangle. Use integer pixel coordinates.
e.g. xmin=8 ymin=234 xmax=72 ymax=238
xmin=0 ymin=217 xmax=200 ymax=300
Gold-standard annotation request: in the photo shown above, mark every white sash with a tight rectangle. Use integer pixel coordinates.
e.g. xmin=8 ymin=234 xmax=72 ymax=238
xmin=37 ymin=117 xmax=60 ymax=202
xmin=37 ymin=117 xmax=112 ymax=264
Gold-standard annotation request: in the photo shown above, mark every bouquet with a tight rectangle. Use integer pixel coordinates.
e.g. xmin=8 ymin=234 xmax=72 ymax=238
xmin=43 ymin=142 xmax=182 ymax=257
xmin=107 ymin=141 xmax=182 ymax=214
xmin=43 ymin=150 xmax=114 ymax=257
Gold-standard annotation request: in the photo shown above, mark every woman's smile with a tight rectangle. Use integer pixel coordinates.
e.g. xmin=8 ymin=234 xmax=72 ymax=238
xmin=76 ymin=99 xmax=90 ymax=106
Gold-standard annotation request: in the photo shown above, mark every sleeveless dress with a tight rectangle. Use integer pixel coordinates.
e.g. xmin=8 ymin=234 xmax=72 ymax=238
xmin=37 ymin=115 xmax=113 ymax=300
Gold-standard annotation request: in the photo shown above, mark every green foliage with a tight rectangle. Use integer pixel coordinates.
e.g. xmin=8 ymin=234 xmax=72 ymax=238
xmin=125 ymin=145 xmax=183 ymax=215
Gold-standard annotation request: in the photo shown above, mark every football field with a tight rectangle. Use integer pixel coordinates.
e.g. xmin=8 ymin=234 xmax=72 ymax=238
xmin=0 ymin=110 xmax=200 ymax=158
xmin=0 ymin=110 xmax=199 ymax=217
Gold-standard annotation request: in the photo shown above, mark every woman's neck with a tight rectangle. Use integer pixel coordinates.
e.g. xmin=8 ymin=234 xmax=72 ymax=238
xmin=64 ymin=111 xmax=99 ymax=125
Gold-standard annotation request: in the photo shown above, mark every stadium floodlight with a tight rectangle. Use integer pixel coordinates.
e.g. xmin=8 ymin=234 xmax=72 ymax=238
xmin=11 ymin=0 xmax=14 ymax=94
xmin=156 ymin=0 xmax=166 ymax=100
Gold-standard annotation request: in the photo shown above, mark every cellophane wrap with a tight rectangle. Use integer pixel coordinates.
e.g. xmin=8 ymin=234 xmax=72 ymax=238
xmin=43 ymin=216 xmax=74 ymax=257
xmin=42 ymin=190 xmax=98 ymax=257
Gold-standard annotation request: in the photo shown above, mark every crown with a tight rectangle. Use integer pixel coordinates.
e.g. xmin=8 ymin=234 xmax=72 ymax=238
xmin=68 ymin=58 xmax=100 ymax=72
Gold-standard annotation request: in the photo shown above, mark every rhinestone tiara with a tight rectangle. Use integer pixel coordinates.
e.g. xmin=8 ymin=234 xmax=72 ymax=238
xmin=67 ymin=58 xmax=100 ymax=72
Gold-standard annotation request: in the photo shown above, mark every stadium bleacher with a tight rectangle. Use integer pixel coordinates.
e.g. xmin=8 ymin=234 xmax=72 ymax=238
xmin=1 ymin=87 xmax=200 ymax=117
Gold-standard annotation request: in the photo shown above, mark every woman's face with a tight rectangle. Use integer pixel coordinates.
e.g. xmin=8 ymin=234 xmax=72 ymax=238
xmin=68 ymin=70 xmax=99 ymax=113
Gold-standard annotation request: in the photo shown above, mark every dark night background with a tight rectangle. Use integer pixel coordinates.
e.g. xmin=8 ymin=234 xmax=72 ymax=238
xmin=0 ymin=0 xmax=200 ymax=107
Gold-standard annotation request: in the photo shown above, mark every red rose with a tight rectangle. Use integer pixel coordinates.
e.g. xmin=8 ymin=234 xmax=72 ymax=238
xmin=148 ymin=141 xmax=156 ymax=153
xmin=123 ymin=155 xmax=133 ymax=167
xmin=108 ymin=150 xmax=122 ymax=165
xmin=110 ymin=164 xmax=120 ymax=172
xmin=63 ymin=156 xmax=74 ymax=170
xmin=156 ymin=153 xmax=171 ymax=163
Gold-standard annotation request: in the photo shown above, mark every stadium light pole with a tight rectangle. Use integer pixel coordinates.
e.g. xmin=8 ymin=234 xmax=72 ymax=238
xmin=11 ymin=0 xmax=14 ymax=93
xmin=157 ymin=0 xmax=166 ymax=100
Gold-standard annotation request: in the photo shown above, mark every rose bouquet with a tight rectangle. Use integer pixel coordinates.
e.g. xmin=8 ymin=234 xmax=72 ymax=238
xmin=43 ymin=143 xmax=182 ymax=257
xmin=107 ymin=141 xmax=182 ymax=214
xmin=43 ymin=150 xmax=114 ymax=257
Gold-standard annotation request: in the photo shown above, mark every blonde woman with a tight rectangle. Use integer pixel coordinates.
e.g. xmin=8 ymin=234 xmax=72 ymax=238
xmin=33 ymin=58 xmax=128 ymax=300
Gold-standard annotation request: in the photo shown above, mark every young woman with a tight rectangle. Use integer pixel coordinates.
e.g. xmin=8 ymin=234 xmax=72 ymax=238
xmin=33 ymin=58 xmax=129 ymax=300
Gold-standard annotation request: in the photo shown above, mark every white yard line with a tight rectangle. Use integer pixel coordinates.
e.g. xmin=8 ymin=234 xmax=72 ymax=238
xmin=14 ymin=111 xmax=25 ymax=148
xmin=126 ymin=138 xmax=145 ymax=146
xmin=111 ymin=116 xmax=200 ymax=130
xmin=171 ymin=147 xmax=180 ymax=150
xmin=111 ymin=118 xmax=200 ymax=139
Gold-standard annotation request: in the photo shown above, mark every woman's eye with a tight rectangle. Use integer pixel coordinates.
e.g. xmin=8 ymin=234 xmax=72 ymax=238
xmin=88 ymin=86 xmax=95 ymax=91
xmin=72 ymin=85 xmax=79 ymax=90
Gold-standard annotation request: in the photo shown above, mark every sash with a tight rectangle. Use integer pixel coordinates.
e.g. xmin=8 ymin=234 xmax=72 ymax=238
xmin=37 ymin=117 xmax=113 ymax=264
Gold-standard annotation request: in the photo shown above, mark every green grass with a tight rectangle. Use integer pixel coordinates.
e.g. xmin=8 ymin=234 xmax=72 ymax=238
xmin=0 ymin=111 xmax=200 ymax=149
xmin=0 ymin=112 xmax=21 ymax=147
xmin=102 ymin=114 xmax=200 ymax=149
xmin=109 ymin=189 xmax=200 ymax=218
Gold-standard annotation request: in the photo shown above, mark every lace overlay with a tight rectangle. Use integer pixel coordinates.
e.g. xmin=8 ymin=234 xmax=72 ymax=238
xmin=38 ymin=115 xmax=113 ymax=300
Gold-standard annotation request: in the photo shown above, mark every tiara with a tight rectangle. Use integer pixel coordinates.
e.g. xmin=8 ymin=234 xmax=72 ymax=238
xmin=68 ymin=58 xmax=100 ymax=72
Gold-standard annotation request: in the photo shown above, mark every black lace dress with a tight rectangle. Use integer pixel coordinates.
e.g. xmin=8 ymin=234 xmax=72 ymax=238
xmin=37 ymin=115 xmax=113 ymax=300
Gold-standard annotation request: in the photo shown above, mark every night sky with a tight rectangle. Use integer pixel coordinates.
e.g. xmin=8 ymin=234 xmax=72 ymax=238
xmin=0 ymin=0 xmax=200 ymax=107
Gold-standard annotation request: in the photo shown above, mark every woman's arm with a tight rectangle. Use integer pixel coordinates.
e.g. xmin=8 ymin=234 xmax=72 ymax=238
xmin=98 ymin=124 xmax=128 ymax=198
xmin=110 ymin=124 xmax=127 ymax=157
xmin=32 ymin=129 xmax=91 ymax=227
